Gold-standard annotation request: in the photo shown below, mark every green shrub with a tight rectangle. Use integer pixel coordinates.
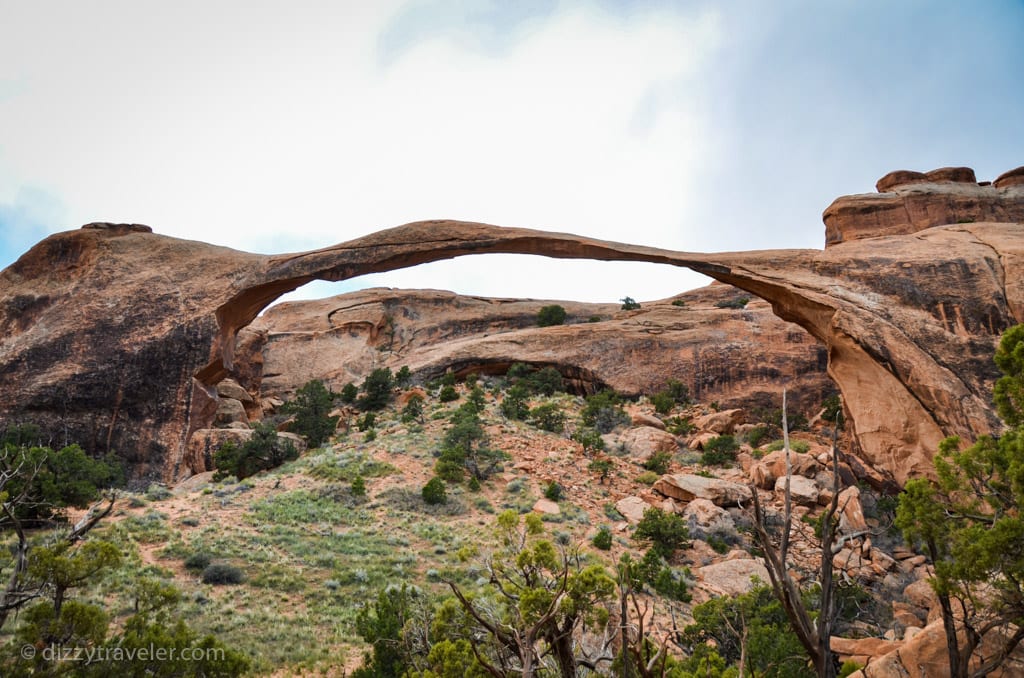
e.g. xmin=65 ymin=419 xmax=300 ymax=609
xmin=435 ymin=403 xmax=503 ymax=482
xmin=529 ymin=403 xmax=566 ymax=432
xmin=707 ymin=534 xmax=730 ymax=554
xmin=745 ymin=425 xmax=769 ymax=448
xmin=665 ymin=379 xmax=690 ymax=404
xmin=582 ymin=390 xmax=629 ymax=433
xmin=358 ymin=368 xmax=395 ymax=411
xmin=642 ymin=450 xmax=673 ymax=475
xmin=671 ymin=299 xmax=686 ymax=307
xmin=650 ymin=391 xmax=675 ymax=415
xmin=184 ymin=552 xmax=212 ymax=572
xmin=543 ymin=481 xmax=562 ymax=502
xmin=213 ymin=422 xmax=298 ymax=481
xmin=592 ymin=526 xmax=613 ymax=550
xmin=765 ymin=439 xmax=810 ymax=454
xmin=588 ymin=459 xmax=613 ymax=483
xmin=500 ymin=384 xmax=530 ymax=420
xmin=635 ymin=471 xmax=659 ymax=485
xmin=839 ymin=661 xmax=864 ymax=678
xmin=652 ymin=563 xmax=692 ymax=602
xmin=537 ymin=304 xmax=567 ymax=327
xmin=396 ymin=365 xmax=413 ymax=387
xmin=634 ymin=507 xmax=690 ymax=558
xmin=665 ymin=416 xmax=696 ymax=436
xmin=351 ymin=474 xmax=366 ymax=498
xmin=531 ymin=367 xmax=564 ymax=396
xmin=620 ymin=296 xmax=641 ymax=310
xmin=715 ymin=296 xmax=750 ymax=309
xmin=588 ymin=315 xmax=602 ymax=323
xmin=145 ymin=483 xmax=172 ymax=501
xmin=439 ymin=384 xmax=459 ymax=402
xmin=401 ymin=393 xmax=424 ymax=422
xmin=357 ymin=412 xmax=376 ymax=431
xmin=422 ymin=477 xmax=447 ymax=505
xmin=281 ymin=379 xmax=339 ymax=447
xmin=759 ymin=407 xmax=810 ymax=432
xmin=340 ymin=382 xmax=358 ymax=404
xmin=572 ymin=427 xmax=606 ymax=453
xmin=201 ymin=563 xmax=245 ymax=585
xmin=700 ymin=434 xmax=738 ymax=466
xmin=434 ymin=459 xmax=464 ymax=483
xmin=466 ymin=385 xmax=486 ymax=414
xmin=822 ymin=393 xmax=843 ymax=427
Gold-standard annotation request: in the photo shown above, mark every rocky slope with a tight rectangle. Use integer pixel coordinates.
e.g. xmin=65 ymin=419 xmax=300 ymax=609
xmin=1 ymin=165 xmax=1021 ymax=483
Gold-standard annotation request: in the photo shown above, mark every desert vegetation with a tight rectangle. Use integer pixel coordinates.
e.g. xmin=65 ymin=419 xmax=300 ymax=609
xmin=2 ymin=326 xmax=1022 ymax=675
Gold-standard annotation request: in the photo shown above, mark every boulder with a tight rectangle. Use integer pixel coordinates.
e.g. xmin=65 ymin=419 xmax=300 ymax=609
xmin=775 ymin=475 xmax=819 ymax=505
xmin=619 ymin=426 xmax=678 ymax=458
xmin=533 ymin=499 xmax=560 ymax=515
xmin=654 ymin=474 xmax=752 ymax=507
xmin=903 ymin=578 xmax=938 ymax=613
xmin=698 ymin=558 xmax=769 ymax=597
xmin=216 ymin=378 xmax=253 ymax=404
xmin=214 ymin=397 xmax=249 ymax=427
xmin=684 ymin=431 xmax=720 ymax=450
xmin=615 ymin=496 xmax=650 ymax=524
xmin=683 ymin=498 xmax=736 ymax=535
xmin=892 ymin=601 xmax=926 ymax=628
xmin=631 ymin=412 xmax=666 ymax=430
xmin=760 ymin=449 xmax=821 ymax=479
xmin=693 ymin=409 xmax=744 ymax=435
xmin=277 ymin=431 xmax=307 ymax=454
xmin=837 ymin=486 xmax=868 ymax=534
xmin=830 ymin=636 xmax=902 ymax=662
xmin=749 ymin=460 xmax=775 ymax=489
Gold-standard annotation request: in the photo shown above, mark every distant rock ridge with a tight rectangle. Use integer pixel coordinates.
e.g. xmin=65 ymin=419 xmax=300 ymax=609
xmin=0 ymin=164 xmax=1021 ymax=484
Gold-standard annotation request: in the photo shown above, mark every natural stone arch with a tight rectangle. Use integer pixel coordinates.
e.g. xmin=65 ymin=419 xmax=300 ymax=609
xmin=188 ymin=219 xmax=1015 ymax=485
xmin=2 ymin=208 xmax=1019 ymax=485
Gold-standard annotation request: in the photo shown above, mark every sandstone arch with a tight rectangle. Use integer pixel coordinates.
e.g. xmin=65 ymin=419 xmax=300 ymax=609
xmin=2 ymin=168 xmax=1022 ymax=484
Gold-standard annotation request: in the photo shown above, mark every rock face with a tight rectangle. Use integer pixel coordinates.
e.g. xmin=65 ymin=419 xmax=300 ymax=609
xmin=1 ymin=166 xmax=1022 ymax=484
xmin=824 ymin=167 xmax=1024 ymax=245
xmin=248 ymin=284 xmax=830 ymax=412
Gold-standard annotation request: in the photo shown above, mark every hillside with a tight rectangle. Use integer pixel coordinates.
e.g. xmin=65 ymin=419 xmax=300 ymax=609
xmin=69 ymin=377 xmax=935 ymax=675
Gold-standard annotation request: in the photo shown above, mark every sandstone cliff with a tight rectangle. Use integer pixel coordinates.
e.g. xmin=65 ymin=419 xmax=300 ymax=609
xmin=1 ymin=166 xmax=1021 ymax=483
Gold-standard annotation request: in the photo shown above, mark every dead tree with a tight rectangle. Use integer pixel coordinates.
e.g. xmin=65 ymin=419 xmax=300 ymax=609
xmin=748 ymin=389 xmax=842 ymax=678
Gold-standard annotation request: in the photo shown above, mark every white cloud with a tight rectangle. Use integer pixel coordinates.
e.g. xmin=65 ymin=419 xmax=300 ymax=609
xmin=0 ymin=1 xmax=721 ymax=302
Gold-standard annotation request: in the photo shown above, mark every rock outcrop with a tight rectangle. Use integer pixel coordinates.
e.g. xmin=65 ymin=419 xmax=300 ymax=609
xmin=1 ymin=166 xmax=1022 ymax=483
xmin=247 ymin=283 xmax=830 ymax=411
xmin=823 ymin=166 xmax=1024 ymax=245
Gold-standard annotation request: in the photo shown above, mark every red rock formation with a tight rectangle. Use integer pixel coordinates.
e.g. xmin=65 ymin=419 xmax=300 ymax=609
xmin=1 ymin=166 xmax=1022 ymax=484
xmin=247 ymin=283 xmax=830 ymax=414
xmin=824 ymin=166 xmax=1024 ymax=245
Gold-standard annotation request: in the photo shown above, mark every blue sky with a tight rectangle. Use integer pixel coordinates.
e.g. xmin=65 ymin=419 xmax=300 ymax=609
xmin=1 ymin=0 xmax=1022 ymax=303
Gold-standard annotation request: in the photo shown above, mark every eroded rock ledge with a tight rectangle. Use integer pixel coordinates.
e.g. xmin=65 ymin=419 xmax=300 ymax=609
xmin=823 ymin=165 xmax=1024 ymax=246
xmin=1 ymin=165 xmax=1021 ymax=484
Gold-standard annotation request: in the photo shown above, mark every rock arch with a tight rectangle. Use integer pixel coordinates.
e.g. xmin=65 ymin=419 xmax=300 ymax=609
xmin=2 ymin=166 xmax=1022 ymax=485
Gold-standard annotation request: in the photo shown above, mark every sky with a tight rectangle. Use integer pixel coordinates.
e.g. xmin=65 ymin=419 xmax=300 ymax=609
xmin=1 ymin=0 xmax=1022 ymax=305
